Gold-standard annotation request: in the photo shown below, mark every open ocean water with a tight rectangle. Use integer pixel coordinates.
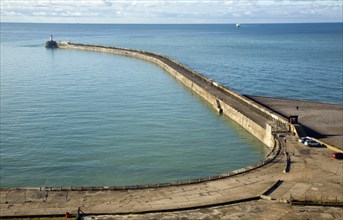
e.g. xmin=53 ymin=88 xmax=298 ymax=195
xmin=0 ymin=23 xmax=342 ymax=187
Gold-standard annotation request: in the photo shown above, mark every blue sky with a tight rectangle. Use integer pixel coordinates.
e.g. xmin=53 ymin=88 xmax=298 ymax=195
xmin=1 ymin=0 xmax=342 ymax=23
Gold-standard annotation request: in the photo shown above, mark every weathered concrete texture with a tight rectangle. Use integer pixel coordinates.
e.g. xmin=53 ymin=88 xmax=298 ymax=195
xmin=248 ymin=96 xmax=343 ymax=150
xmin=269 ymin=136 xmax=343 ymax=203
xmin=84 ymin=200 xmax=342 ymax=220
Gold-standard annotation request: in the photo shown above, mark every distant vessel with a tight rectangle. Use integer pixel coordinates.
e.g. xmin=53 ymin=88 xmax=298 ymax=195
xmin=236 ymin=23 xmax=241 ymax=28
xmin=45 ymin=35 xmax=58 ymax=48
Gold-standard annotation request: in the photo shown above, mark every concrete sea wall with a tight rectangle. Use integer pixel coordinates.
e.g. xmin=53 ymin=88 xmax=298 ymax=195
xmin=58 ymin=42 xmax=290 ymax=148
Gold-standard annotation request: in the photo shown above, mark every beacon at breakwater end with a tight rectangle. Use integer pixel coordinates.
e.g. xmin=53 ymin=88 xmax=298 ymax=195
xmin=45 ymin=35 xmax=58 ymax=48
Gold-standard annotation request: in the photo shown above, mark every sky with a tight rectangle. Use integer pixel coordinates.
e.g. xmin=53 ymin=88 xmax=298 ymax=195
xmin=1 ymin=0 xmax=342 ymax=24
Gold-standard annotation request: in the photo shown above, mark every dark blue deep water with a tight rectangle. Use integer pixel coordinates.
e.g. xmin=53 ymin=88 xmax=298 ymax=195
xmin=1 ymin=23 xmax=342 ymax=187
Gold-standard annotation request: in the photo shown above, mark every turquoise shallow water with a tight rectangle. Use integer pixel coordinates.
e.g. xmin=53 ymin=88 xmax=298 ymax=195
xmin=1 ymin=23 xmax=342 ymax=187
xmin=1 ymin=41 xmax=267 ymax=187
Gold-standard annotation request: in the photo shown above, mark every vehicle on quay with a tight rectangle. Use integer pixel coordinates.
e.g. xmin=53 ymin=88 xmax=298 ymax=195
xmin=330 ymin=152 xmax=343 ymax=159
xmin=298 ymin=137 xmax=311 ymax=143
xmin=304 ymin=139 xmax=321 ymax=147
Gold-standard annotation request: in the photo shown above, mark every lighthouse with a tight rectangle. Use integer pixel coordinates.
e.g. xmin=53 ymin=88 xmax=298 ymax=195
xmin=45 ymin=34 xmax=58 ymax=48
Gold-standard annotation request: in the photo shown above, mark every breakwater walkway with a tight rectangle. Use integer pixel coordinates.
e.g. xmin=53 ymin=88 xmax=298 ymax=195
xmin=57 ymin=42 xmax=291 ymax=148
xmin=1 ymin=43 xmax=342 ymax=218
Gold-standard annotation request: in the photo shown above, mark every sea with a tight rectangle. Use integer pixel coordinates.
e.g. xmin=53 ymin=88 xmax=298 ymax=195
xmin=1 ymin=23 xmax=342 ymax=187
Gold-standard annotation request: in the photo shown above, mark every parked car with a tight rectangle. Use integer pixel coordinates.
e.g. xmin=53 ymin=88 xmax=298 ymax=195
xmin=330 ymin=152 xmax=343 ymax=159
xmin=298 ymin=137 xmax=310 ymax=143
xmin=304 ymin=140 xmax=321 ymax=147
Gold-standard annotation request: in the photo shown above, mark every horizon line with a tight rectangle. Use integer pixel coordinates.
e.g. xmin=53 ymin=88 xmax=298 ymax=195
xmin=1 ymin=21 xmax=342 ymax=25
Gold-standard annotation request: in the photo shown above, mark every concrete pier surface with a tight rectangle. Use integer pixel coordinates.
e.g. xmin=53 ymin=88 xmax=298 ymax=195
xmin=1 ymin=135 xmax=342 ymax=218
xmin=83 ymin=200 xmax=342 ymax=220
xmin=248 ymin=96 xmax=343 ymax=150
xmin=1 ymin=43 xmax=342 ymax=218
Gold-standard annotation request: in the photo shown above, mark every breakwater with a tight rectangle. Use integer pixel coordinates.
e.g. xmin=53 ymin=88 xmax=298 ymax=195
xmin=58 ymin=41 xmax=291 ymax=148
xmin=2 ymin=42 xmax=342 ymax=218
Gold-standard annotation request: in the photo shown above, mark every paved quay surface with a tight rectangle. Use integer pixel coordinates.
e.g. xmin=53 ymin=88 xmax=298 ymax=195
xmin=248 ymin=96 xmax=343 ymax=150
xmin=1 ymin=135 xmax=342 ymax=217
xmin=84 ymin=200 xmax=342 ymax=220
xmin=0 ymin=151 xmax=284 ymax=216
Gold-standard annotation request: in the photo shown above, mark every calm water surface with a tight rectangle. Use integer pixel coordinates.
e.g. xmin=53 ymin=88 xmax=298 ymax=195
xmin=1 ymin=23 xmax=342 ymax=187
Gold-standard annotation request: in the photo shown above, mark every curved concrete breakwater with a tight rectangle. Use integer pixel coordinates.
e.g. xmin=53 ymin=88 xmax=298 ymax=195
xmin=1 ymin=42 xmax=342 ymax=218
xmin=57 ymin=42 xmax=293 ymax=148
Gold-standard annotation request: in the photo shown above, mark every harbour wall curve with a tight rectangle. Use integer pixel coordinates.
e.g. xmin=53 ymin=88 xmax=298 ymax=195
xmin=57 ymin=42 xmax=291 ymax=148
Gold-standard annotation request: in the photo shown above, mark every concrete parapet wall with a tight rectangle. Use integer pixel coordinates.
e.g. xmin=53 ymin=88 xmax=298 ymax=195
xmin=57 ymin=42 xmax=282 ymax=148
xmin=42 ymin=138 xmax=280 ymax=191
